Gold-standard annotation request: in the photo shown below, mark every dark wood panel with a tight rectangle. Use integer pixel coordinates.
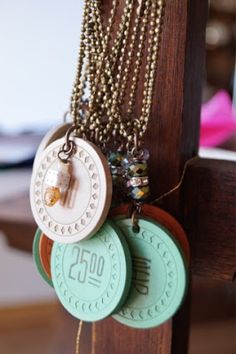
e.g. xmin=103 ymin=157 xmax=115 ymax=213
xmin=51 ymin=308 xmax=92 ymax=354
xmin=145 ymin=0 xmax=208 ymax=210
xmin=0 ymin=221 xmax=35 ymax=253
xmin=93 ymin=318 xmax=172 ymax=354
xmin=93 ymin=1 xmax=208 ymax=354
xmin=0 ymin=172 xmax=36 ymax=252
xmin=171 ymin=0 xmax=208 ymax=351
xmin=183 ymin=158 xmax=236 ymax=282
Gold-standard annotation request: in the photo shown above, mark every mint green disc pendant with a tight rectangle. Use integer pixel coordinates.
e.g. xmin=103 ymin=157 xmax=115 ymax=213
xmin=33 ymin=228 xmax=53 ymax=287
xmin=51 ymin=220 xmax=132 ymax=322
xmin=112 ymin=217 xmax=188 ymax=329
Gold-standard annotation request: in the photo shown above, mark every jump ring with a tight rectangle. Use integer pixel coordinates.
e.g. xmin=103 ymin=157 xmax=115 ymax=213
xmin=131 ymin=210 xmax=140 ymax=233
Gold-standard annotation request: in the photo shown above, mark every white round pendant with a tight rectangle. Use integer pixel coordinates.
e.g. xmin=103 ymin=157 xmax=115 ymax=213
xmin=33 ymin=123 xmax=71 ymax=169
xmin=30 ymin=137 xmax=112 ymax=243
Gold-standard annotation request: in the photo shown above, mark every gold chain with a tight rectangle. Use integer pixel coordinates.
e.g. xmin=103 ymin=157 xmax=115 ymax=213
xmin=87 ymin=0 xmax=149 ymax=147
xmin=75 ymin=320 xmax=83 ymax=354
xmin=70 ymin=0 xmax=165 ymax=151
xmin=70 ymin=0 xmax=90 ymax=128
xmin=93 ymin=0 xmax=136 ymax=145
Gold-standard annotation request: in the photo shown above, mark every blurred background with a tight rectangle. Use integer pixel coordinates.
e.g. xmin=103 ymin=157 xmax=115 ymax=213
xmin=0 ymin=0 xmax=235 ymax=353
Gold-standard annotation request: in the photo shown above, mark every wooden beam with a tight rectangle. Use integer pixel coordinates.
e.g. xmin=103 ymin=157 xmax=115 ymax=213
xmin=183 ymin=157 xmax=236 ymax=282
xmin=145 ymin=0 xmax=208 ymax=208
xmin=0 ymin=220 xmax=35 ymax=253
xmin=0 ymin=190 xmax=36 ymax=253
xmin=170 ymin=1 xmax=208 ymax=350
xmin=94 ymin=1 xmax=208 ymax=354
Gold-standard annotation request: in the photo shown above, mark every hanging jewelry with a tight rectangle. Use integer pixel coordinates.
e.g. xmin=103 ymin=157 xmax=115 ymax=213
xmin=30 ymin=0 xmax=118 ymax=243
xmin=36 ymin=0 xmax=137 ymax=324
xmin=30 ymin=0 xmax=190 ymax=332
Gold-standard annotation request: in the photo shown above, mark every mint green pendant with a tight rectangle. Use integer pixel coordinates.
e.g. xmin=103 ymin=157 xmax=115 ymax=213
xmin=51 ymin=220 xmax=132 ymax=322
xmin=112 ymin=217 xmax=188 ymax=329
xmin=33 ymin=228 xmax=53 ymax=287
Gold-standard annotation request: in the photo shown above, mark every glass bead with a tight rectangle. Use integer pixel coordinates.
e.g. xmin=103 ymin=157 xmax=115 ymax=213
xmin=44 ymin=187 xmax=61 ymax=207
xmin=130 ymin=186 xmax=150 ymax=200
xmin=127 ymin=176 xmax=149 ymax=188
xmin=108 ymin=151 xmax=125 ymax=166
xmin=127 ymin=162 xmax=148 ymax=177
xmin=110 ymin=165 xmax=124 ymax=176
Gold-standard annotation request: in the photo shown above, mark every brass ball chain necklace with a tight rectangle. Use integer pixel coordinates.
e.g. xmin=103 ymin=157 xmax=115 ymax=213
xmin=30 ymin=0 xmax=167 ymax=242
xmin=70 ymin=0 xmax=165 ymax=152
xmin=30 ymin=0 xmax=189 ymax=334
xmin=66 ymin=0 xmax=166 ymax=208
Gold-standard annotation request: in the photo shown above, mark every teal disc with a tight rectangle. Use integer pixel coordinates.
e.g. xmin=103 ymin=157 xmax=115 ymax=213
xmin=33 ymin=228 xmax=53 ymax=287
xmin=112 ymin=217 xmax=188 ymax=329
xmin=51 ymin=220 xmax=132 ymax=322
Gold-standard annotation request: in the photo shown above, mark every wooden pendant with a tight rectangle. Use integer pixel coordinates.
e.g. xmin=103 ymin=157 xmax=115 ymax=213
xmin=30 ymin=137 xmax=112 ymax=243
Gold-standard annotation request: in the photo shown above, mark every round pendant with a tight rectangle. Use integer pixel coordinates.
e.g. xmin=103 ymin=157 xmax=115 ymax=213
xmin=39 ymin=233 xmax=53 ymax=279
xmin=33 ymin=123 xmax=71 ymax=169
xmin=51 ymin=220 xmax=132 ymax=322
xmin=111 ymin=204 xmax=190 ymax=264
xmin=33 ymin=228 xmax=53 ymax=287
xmin=30 ymin=137 xmax=112 ymax=243
xmin=112 ymin=217 xmax=188 ymax=329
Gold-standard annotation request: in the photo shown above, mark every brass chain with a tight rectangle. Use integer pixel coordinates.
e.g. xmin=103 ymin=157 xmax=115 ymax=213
xmin=97 ymin=0 xmax=137 ymax=144
xmin=124 ymin=0 xmax=165 ymax=148
xmin=87 ymin=0 xmax=148 ymax=147
xmin=70 ymin=0 xmax=165 ymax=151
xmin=70 ymin=0 xmax=90 ymax=128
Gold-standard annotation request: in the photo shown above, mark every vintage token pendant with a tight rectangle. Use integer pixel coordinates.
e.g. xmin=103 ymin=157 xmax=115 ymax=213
xmin=33 ymin=122 xmax=71 ymax=169
xmin=51 ymin=220 xmax=132 ymax=322
xmin=39 ymin=232 xmax=53 ymax=280
xmin=111 ymin=204 xmax=190 ymax=264
xmin=33 ymin=228 xmax=53 ymax=287
xmin=112 ymin=217 xmax=188 ymax=329
xmin=30 ymin=137 xmax=112 ymax=243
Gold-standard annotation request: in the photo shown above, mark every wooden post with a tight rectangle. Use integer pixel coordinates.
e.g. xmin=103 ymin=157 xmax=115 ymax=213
xmin=92 ymin=1 xmax=208 ymax=354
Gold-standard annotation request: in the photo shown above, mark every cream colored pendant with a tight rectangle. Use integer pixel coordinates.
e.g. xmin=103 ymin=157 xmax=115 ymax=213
xmin=33 ymin=122 xmax=71 ymax=169
xmin=30 ymin=137 xmax=112 ymax=243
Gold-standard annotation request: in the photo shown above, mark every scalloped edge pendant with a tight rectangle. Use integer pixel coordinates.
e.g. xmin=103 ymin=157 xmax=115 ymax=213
xmin=30 ymin=137 xmax=112 ymax=243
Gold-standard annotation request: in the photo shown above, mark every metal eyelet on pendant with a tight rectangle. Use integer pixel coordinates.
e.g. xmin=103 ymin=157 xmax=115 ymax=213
xmin=57 ymin=125 xmax=77 ymax=163
xmin=33 ymin=122 xmax=72 ymax=170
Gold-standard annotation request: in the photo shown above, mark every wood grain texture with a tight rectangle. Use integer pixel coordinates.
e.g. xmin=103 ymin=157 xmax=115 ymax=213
xmin=51 ymin=308 xmax=92 ymax=354
xmin=183 ymin=158 xmax=236 ymax=282
xmin=144 ymin=0 xmax=208 ymax=211
xmin=1 ymin=221 xmax=35 ymax=253
xmin=0 ymin=188 xmax=37 ymax=252
xmin=170 ymin=1 xmax=208 ymax=352
xmin=93 ymin=318 xmax=172 ymax=354
xmin=93 ymin=1 xmax=208 ymax=354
